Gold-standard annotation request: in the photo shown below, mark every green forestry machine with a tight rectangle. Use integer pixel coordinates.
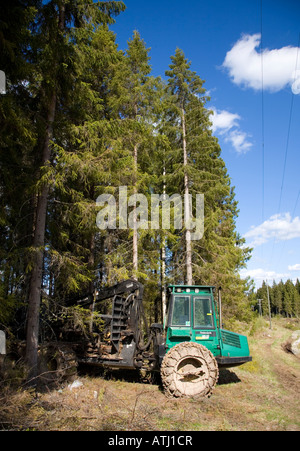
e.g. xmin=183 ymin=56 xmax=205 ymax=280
xmin=44 ymin=279 xmax=251 ymax=398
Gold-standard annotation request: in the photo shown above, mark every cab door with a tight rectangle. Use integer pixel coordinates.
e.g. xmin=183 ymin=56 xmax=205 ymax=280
xmin=165 ymin=294 xmax=191 ymax=349
xmin=191 ymin=296 xmax=220 ymax=356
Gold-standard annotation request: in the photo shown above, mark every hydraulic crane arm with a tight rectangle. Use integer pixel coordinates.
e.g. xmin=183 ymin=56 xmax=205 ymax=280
xmin=69 ymin=279 xmax=144 ymax=307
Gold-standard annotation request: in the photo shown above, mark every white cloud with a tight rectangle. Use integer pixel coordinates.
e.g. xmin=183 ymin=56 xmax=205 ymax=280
xmin=211 ymin=108 xmax=252 ymax=154
xmin=240 ymin=267 xmax=290 ymax=285
xmin=211 ymin=108 xmax=240 ymax=133
xmin=225 ymin=129 xmax=252 ymax=154
xmin=244 ymin=213 xmax=300 ymax=247
xmin=223 ymin=33 xmax=300 ymax=94
xmin=288 ymin=263 xmax=300 ymax=271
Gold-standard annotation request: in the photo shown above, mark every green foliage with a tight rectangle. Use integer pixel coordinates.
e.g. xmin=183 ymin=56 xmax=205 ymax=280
xmin=0 ymin=291 xmax=19 ymax=325
xmin=160 ymin=48 xmax=252 ymax=320
xmin=256 ymin=279 xmax=300 ymax=318
xmin=0 ymin=1 xmax=253 ymax=335
xmin=59 ymin=305 xmax=104 ymax=338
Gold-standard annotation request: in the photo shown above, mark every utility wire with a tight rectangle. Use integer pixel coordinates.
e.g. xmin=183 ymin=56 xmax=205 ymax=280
xmin=292 ymin=189 xmax=300 ymax=218
xmin=271 ymin=33 xmax=300 ymax=273
xmin=260 ymin=0 xmax=265 ymax=225
xmin=278 ymin=33 xmax=300 ymax=213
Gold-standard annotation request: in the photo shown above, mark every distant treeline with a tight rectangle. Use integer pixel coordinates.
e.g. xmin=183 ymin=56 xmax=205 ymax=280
xmin=256 ymin=279 xmax=300 ymax=318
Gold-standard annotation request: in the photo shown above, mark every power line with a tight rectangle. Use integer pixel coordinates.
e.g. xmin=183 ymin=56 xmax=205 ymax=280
xmin=276 ymin=187 xmax=300 ymax=270
xmin=292 ymin=189 xmax=300 ymax=218
xmin=260 ymin=0 xmax=265 ymax=224
xmin=271 ymin=33 xmax=300 ymax=274
xmin=278 ymin=32 xmax=300 ymax=214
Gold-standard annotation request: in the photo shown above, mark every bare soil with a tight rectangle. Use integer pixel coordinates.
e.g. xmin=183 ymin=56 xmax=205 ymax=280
xmin=1 ymin=317 xmax=300 ymax=431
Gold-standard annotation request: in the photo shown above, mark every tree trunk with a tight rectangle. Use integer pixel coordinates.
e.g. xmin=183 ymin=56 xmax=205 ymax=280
xmin=25 ymin=92 xmax=57 ymax=382
xmin=182 ymin=108 xmax=193 ymax=285
xmin=161 ymin=164 xmax=167 ymax=323
xmin=25 ymin=2 xmax=66 ymax=383
xmin=132 ymin=143 xmax=138 ymax=279
xmin=161 ymin=244 xmax=167 ymax=323
xmin=88 ymin=232 xmax=95 ymax=296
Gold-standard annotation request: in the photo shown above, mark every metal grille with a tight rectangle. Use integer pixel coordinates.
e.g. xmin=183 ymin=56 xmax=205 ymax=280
xmin=221 ymin=330 xmax=241 ymax=348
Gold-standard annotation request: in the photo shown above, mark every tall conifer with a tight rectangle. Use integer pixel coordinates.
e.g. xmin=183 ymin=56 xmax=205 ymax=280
xmin=24 ymin=0 xmax=125 ymax=380
xmin=163 ymin=49 xmax=251 ymax=317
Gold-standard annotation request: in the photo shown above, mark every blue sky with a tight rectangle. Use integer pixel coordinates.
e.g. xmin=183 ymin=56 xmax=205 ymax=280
xmin=111 ymin=0 xmax=300 ymax=288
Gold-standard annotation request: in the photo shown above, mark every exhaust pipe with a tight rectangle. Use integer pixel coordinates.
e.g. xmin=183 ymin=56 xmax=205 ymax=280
xmin=218 ymin=287 xmax=222 ymax=329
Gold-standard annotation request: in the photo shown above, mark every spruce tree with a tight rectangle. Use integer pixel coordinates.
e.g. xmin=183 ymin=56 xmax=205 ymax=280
xmin=24 ymin=0 xmax=125 ymax=380
xmin=0 ymin=5 xmax=257 ymax=354
xmin=295 ymin=279 xmax=300 ymax=317
xmin=163 ymin=49 xmax=251 ymax=317
xmin=49 ymin=23 xmax=125 ymax=298
xmin=257 ymin=281 xmax=269 ymax=316
xmin=0 ymin=0 xmax=40 ymax=328
xmin=272 ymin=280 xmax=282 ymax=315
xmin=164 ymin=48 xmax=204 ymax=284
xmin=284 ymin=279 xmax=295 ymax=318
xmin=109 ymin=31 xmax=160 ymax=280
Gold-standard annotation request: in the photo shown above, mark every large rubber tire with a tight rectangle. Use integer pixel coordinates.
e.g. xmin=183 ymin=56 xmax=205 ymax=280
xmin=161 ymin=342 xmax=219 ymax=398
xmin=38 ymin=343 xmax=78 ymax=384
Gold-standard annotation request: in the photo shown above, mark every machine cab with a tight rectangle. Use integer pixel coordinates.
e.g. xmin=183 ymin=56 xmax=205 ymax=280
xmin=165 ymin=284 xmax=252 ymax=367
xmin=165 ymin=285 xmax=220 ymax=356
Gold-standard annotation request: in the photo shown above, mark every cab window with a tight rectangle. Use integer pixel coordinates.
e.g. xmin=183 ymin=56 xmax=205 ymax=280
xmin=193 ymin=297 xmax=214 ymax=328
xmin=171 ymin=296 xmax=190 ymax=326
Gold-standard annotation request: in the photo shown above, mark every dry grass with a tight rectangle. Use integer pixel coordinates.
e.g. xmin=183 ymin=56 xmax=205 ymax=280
xmin=1 ymin=317 xmax=300 ymax=431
